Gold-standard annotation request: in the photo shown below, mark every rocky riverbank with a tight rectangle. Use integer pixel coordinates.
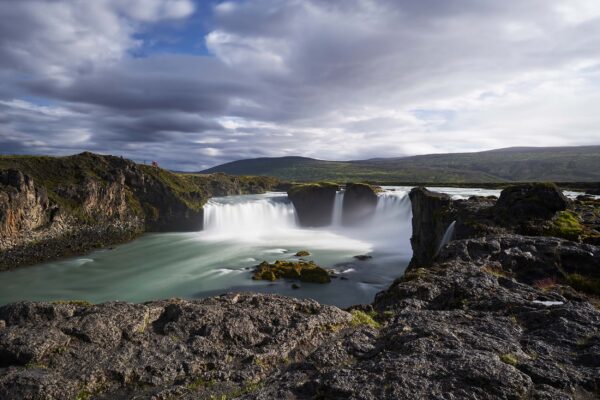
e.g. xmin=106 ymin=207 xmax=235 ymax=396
xmin=1 ymin=183 xmax=599 ymax=399
xmin=0 ymin=153 xmax=279 ymax=270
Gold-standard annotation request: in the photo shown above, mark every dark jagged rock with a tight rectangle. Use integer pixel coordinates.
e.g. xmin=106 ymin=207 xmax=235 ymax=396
xmin=495 ymin=183 xmax=568 ymax=220
xmin=0 ymin=295 xmax=350 ymax=399
xmin=287 ymin=183 xmax=339 ymax=227
xmin=438 ymin=234 xmax=600 ymax=290
xmin=341 ymin=183 xmax=379 ymax=225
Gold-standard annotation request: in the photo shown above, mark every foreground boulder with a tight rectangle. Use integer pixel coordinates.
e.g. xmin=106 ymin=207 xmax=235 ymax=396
xmin=495 ymin=182 xmax=568 ymax=220
xmin=0 ymin=295 xmax=350 ymax=399
xmin=342 ymin=183 xmax=379 ymax=225
xmin=287 ymin=182 xmax=339 ymax=227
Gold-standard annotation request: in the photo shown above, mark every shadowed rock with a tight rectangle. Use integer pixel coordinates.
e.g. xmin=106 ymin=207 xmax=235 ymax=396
xmin=287 ymin=183 xmax=339 ymax=227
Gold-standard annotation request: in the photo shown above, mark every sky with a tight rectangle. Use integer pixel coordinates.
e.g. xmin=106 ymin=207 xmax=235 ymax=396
xmin=1 ymin=0 xmax=600 ymax=170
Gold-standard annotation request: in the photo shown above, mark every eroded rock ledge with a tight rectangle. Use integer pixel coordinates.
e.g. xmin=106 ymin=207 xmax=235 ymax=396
xmin=0 ymin=153 xmax=278 ymax=270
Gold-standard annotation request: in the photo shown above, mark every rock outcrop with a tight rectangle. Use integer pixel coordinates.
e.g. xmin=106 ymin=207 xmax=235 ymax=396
xmin=0 ymin=294 xmax=350 ymax=399
xmin=287 ymin=183 xmax=339 ymax=227
xmin=0 ymin=153 xmax=278 ymax=270
xmin=252 ymin=260 xmax=331 ymax=283
xmin=341 ymin=183 xmax=379 ymax=225
xmin=408 ymin=187 xmax=454 ymax=267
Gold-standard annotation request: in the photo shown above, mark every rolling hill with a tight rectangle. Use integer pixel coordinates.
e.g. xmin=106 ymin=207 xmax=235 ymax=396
xmin=200 ymin=146 xmax=600 ymax=183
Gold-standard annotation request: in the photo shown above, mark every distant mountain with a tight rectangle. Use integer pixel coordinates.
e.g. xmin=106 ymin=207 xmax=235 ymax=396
xmin=200 ymin=146 xmax=600 ymax=183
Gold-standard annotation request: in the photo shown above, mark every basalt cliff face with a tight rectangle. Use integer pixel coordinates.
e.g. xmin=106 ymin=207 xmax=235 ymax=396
xmin=287 ymin=182 xmax=339 ymax=227
xmin=1 ymin=184 xmax=599 ymax=399
xmin=0 ymin=153 xmax=278 ymax=270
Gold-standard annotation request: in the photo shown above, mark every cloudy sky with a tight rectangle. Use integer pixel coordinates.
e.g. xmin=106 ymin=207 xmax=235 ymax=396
xmin=1 ymin=0 xmax=599 ymax=170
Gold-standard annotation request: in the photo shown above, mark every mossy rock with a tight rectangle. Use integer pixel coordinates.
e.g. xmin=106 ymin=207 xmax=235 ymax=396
xmin=295 ymin=250 xmax=310 ymax=257
xmin=287 ymin=182 xmax=340 ymax=196
xmin=565 ymin=273 xmax=600 ymax=296
xmin=349 ymin=310 xmax=381 ymax=329
xmin=252 ymin=260 xmax=331 ymax=283
xmin=544 ymin=211 xmax=583 ymax=241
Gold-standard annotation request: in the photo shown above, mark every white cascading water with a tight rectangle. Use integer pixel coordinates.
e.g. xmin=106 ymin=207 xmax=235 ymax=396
xmin=332 ymin=191 xmax=345 ymax=226
xmin=202 ymin=189 xmax=413 ymax=254
xmin=436 ymin=220 xmax=456 ymax=255
xmin=203 ymin=194 xmax=296 ymax=235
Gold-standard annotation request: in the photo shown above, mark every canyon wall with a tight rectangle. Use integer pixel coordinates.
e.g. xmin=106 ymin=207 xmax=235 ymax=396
xmin=0 ymin=152 xmax=278 ymax=270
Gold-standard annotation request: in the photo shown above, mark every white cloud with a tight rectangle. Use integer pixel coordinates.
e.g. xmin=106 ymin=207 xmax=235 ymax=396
xmin=1 ymin=0 xmax=600 ymax=169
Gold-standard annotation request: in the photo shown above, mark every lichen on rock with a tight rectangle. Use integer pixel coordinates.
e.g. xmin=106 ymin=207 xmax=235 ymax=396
xmin=252 ymin=260 xmax=331 ymax=283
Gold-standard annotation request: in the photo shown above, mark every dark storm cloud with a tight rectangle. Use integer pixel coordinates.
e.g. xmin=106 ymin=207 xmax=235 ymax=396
xmin=1 ymin=0 xmax=600 ymax=169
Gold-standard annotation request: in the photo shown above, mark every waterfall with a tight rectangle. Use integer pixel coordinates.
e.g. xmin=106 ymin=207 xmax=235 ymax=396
xmin=373 ymin=191 xmax=412 ymax=224
xmin=327 ymin=189 xmax=414 ymax=253
xmin=436 ymin=220 xmax=456 ymax=255
xmin=332 ymin=190 xmax=345 ymax=226
xmin=202 ymin=189 xmax=414 ymax=254
xmin=203 ymin=194 xmax=297 ymax=235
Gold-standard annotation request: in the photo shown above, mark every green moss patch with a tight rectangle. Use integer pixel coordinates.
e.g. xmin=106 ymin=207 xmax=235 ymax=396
xmin=544 ymin=211 xmax=583 ymax=241
xmin=51 ymin=300 xmax=93 ymax=307
xmin=349 ymin=310 xmax=381 ymax=329
xmin=499 ymin=353 xmax=518 ymax=366
xmin=252 ymin=260 xmax=331 ymax=283
xmin=565 ymin=273 xmax=600 ymax=296
xmin=287 ymin=182 xmax=339 ymax=196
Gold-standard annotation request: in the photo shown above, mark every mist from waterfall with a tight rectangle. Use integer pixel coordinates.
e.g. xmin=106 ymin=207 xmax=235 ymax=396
xmin=202 ymin=189 xmax=414 ymax=256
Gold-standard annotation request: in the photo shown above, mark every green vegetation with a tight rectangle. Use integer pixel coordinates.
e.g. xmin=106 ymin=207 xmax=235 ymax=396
xmin=25 ymin=361 xmax=47 ymax=369
xmin=201 ymin=146 xmax=600 ymax=183
xmin=253 ymin=260 xmax=331 ymax=283
xmin=75 ymin=390 xmax=92 ymax=400
xmin=0 ymin=152 xmax=278 ymax=225
xmin=565 ymin=273 xmax=600 ymax=296
xmin=544 ymin=211 xmax=583 ymax=241
xmin=349 ymin=310 xmax=381 ymax=329
xmin=499 ymin=353 xmax=518 ymax=367
xmin=482 ymin=265 xmax=511 ymax=278
xmin=187 ymin=377 xmax=216 ymax=391
xmin=401 ymin=268 xmax=429 ymax=282
xmin=51 ymin=300 xmax=93 ymax=307
xmin=287 ymin=181 xmax=339 ymax=195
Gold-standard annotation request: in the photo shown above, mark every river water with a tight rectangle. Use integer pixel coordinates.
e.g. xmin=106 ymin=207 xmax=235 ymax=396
xmin=0 ymin=187 xmax=588 ymax=307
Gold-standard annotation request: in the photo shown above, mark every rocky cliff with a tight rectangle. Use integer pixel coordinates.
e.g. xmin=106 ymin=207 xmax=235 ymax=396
xmin=0 ymin=153 xmax=278 ymax=270
xmin=287 ymin=182 xmax=339 ymax=227
xmin=408 ymin=187 xmax=455 ymax=267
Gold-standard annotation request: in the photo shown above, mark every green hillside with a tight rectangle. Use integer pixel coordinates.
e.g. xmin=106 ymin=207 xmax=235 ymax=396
xmin=200 ymin=146 xmax=600 ymax=183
